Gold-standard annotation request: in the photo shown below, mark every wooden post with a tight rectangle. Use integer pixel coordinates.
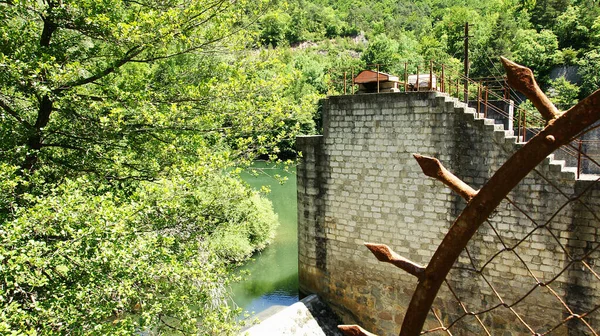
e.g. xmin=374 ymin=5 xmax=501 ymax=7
xmin=404 ymin=63 xmax=408 ymax=92
xmin=484 ymin=86 xmax=489 ymax=118
xmin=429 ymin=60 xmax=433 ymax=91
xmin=376 ymin=64 xmax=380 ymax=93
xmin=416 ymin=67 xmax=420 ymax=92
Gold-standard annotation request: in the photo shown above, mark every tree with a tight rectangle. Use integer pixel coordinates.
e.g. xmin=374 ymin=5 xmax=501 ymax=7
xmin=511 ymin=29 xmax=561 ymax=76
xmin=0 ymin=0 xmax=269 ymax=182
xmin=0 ymin=1 xmax=318 ymax=334
xmin=361 ymin=34 xmax=400 ymax=71
xmin=548 ymin=76 xmax=580 ymax=110
xmin=554 ymin=5 xmax=593 ymax=50
xmin=260 ymin=11 xmax=292 ymax=47
xmin=578 ymin=49 xmax=600 ymax=97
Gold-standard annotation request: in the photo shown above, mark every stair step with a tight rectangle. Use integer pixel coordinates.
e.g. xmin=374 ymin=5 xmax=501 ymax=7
xmin=438 ymin=92 xmax=593 ymax=181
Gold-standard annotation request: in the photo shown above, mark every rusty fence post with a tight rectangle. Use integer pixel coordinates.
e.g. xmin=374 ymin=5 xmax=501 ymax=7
xmin=577 ymin=139 xmax=583 ymax=179
xmin=484 ymin=85 xmax=489 ymax=118
xmin=523 ymin=109 xmax=528 ymax=141
xmin=327 ymin=68 xmax=331 ymax=95
xmin=456 ymin=78 xmax=459 ymax=98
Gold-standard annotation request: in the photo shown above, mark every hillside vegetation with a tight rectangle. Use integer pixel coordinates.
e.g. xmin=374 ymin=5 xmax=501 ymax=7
xmin=255 ymin=0 xmax=599 ymax=101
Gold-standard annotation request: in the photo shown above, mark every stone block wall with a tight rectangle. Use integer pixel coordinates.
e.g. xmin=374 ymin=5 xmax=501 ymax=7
xmin=297 ymin=92 xmax=600 ymax=335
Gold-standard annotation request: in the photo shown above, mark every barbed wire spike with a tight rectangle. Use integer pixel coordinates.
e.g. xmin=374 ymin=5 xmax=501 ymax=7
xmin=413 ymin=154 xmax=478 ymax=201
xmin=339 ymin=324 xmax=379 ymax=336
xmin=364 ymin=243 xmax=425 ymax=279
xmin=500 ymin=57 xmax=559 ymax=121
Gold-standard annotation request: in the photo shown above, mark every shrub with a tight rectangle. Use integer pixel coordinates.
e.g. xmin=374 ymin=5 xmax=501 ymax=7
xmin=0 ymin=170 xmax=278 ymax=334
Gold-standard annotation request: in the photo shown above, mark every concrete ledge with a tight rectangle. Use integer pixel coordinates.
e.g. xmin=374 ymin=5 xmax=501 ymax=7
xmin=241 ymin=294 xmax=343 ymax=336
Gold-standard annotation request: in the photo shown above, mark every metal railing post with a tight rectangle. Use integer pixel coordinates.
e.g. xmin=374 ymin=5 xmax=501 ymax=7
xmin=516 ymin=109 xmax=521 ymax=139
xmin=344 ymin=71 xmax=347 ymax=95
xmin=456 ymin=78 xmax=459 ymax=98
xmin=522 ymin=109 xmax=527 ymax=142
xmin=484 ymin=85 xmax=489 ymax=118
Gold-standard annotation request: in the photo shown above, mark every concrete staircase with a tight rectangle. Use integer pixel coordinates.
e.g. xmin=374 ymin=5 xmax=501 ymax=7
xmin=435 ymin=92 xmax=597 ymax=181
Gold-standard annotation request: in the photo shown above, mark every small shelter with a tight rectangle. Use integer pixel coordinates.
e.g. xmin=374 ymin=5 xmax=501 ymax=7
xmin=407 ymin=74 xmax=437 ymax=91
xmin=354 ymin=70 xmax=401 ymax=93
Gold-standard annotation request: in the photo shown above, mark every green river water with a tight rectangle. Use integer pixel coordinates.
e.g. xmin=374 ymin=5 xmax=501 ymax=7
xmin=230 ymin=162 xmax=299 ymax=316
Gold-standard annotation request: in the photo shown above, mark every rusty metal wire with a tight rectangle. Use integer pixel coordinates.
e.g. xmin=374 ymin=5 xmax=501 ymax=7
xmin=416 ymin=123 xmax=600 ymax=335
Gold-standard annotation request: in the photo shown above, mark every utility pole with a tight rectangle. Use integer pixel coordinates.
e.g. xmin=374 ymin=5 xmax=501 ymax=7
xmin=463 ymin=22 xmax=470 ymax=104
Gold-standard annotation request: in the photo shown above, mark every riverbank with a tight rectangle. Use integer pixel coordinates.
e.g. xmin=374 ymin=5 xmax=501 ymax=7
xmin=230 ymin=162 xmax=299 ymax=318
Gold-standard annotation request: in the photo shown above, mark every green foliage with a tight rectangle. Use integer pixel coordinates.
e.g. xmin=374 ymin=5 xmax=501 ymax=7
xmin=517 ymin=77 xmax=580 ymax=128
xmin=0 ymin=0 xmax=287 ymax=182
xmin=209 ymin=193 xmax=278 ymax=261
xmin=260 ymin=11 xmax=293 ymax=47
xmin=0 ymin=171 xmax=277 ymax=334
xmin=548 ymin=76 xmax=580 ymax=110
xmin=361 ymin=34 xmax=400 ymax=70
xmin=259 ymin=0 xmax=599 ymax=95
xmin=578 ymin=49 xmax=600 ymax=97
xmin=511 ymin=29 xmax=561 ymax=75
xmin=0 ymin=0 xmax=313 ymax=334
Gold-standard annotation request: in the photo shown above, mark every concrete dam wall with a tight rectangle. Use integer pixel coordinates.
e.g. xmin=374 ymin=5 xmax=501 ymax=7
xmin=296 ymin=92 xmax=600 ymax=335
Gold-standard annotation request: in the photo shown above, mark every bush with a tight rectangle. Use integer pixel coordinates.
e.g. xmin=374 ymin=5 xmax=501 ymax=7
xmin=0 ymin=170 xmax=278 ymax=335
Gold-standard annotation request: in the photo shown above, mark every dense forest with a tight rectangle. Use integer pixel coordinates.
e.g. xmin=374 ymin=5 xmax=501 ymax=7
xmin=0 ymin=0 xmax=598 ymax=334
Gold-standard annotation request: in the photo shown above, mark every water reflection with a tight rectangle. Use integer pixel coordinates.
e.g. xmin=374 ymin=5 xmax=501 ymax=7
xmin=230 ymin=162 xmax=298 ymax=317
